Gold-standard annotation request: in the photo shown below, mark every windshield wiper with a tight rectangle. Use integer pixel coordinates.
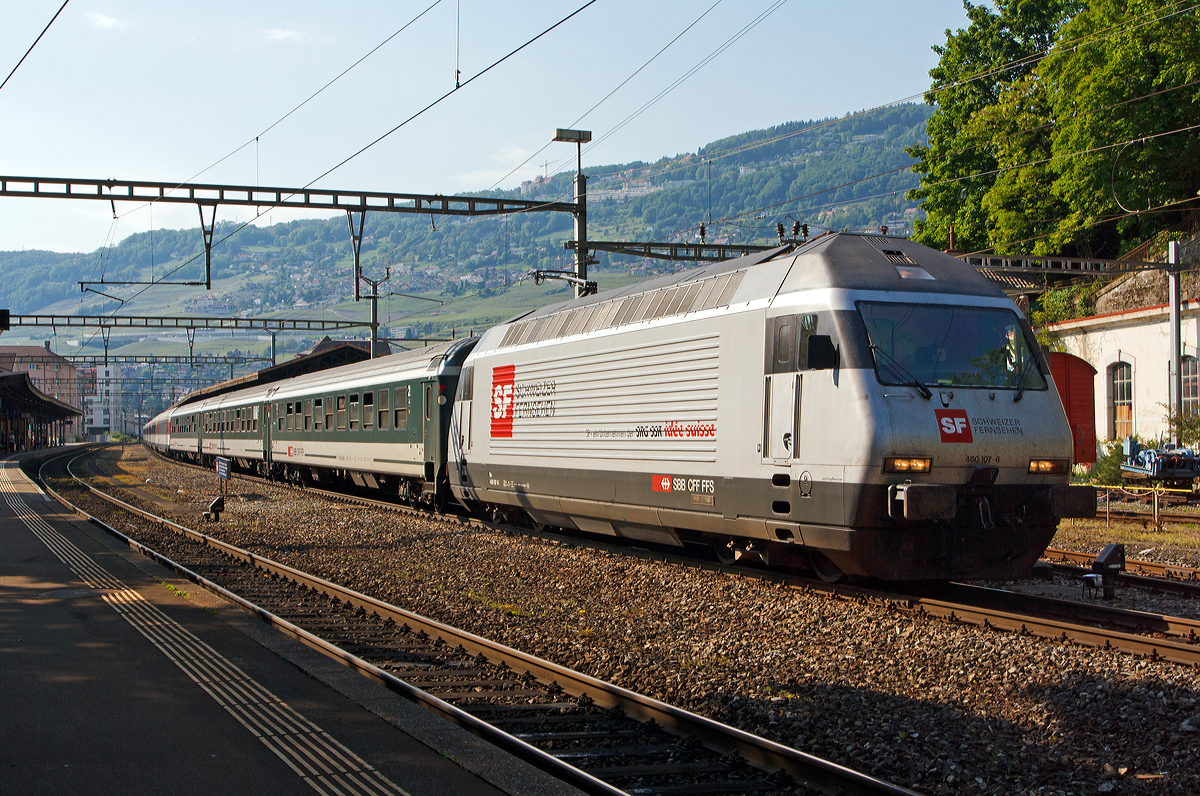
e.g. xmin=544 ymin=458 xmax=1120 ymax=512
xmin=870 ymin=344 xmax=932 ymax=399
xmin=1012 ymin=359 xmax=1034 ymax=402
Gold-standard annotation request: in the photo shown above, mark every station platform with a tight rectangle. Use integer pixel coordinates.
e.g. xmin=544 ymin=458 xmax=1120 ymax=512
xmin=0 ymin=452 xmax=581 ymax=796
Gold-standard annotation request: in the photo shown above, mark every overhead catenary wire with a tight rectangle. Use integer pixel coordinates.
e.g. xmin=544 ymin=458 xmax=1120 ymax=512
xmin=77 ymin=2 xmax=598 ymax=352
xmin=578 ymin=0 xmax=1200 ymax=187
xmin=0 ymin=0 xmax=70 ymax=95
xmin=489 ymin=0 xmax=727 ymax=193
xmin=110 ymin=0 xmax=445 ymax=223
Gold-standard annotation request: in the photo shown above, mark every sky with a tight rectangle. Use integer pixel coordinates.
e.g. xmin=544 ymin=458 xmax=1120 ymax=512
xmin=0 ymin=1 xmax=973 ymax=253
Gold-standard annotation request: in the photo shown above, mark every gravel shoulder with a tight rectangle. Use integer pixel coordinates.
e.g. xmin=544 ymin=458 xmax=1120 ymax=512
xmin=88 ymin=447 xmax=1200 ymax=795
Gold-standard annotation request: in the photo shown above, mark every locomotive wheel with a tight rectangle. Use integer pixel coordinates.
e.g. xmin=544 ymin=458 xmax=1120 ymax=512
xmin=807 ymin=550 xmax=846 ymax=583
xmin=712 ymin=540 xmax=738 ymax=565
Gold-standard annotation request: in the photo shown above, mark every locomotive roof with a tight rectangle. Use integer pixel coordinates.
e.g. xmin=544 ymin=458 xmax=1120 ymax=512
xmin=514 ymin=233 xmax=1006 ymax=323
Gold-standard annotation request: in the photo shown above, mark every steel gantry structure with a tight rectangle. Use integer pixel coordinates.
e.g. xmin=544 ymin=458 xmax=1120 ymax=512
xmin=0 ymin=173 xmax=584 ymax=358
xmin=0 ymin=175 xmax=576 ymax=290
xmin=5 ymin=314 xmax=371 ymax=366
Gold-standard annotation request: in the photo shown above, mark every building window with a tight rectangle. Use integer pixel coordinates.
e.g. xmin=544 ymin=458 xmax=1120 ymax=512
xmin=1184 ymin=357 xmax=1200 ymax=417
xmin=1110 ymin=362 xmax=1133 ymax=439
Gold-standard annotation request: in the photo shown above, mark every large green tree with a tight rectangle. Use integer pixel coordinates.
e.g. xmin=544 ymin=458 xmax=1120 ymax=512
xmin=908 ymin=0 xmax=1080 ymax=252
xmin=1040 ymin=0 xmax=1200 ymax=256
xmin=911 ymin=0 xmax=1200 ymax=257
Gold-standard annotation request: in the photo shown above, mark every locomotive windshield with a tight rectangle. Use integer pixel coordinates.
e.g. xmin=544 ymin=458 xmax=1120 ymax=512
xmin=857 ymin=302 xmax=1046 ymax=391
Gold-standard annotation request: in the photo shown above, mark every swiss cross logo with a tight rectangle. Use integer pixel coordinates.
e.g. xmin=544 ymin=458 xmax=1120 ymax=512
xmin=651 ymin=474 xmax=672 ymax=492
xmin=935 ymin=409 xmax=973 ymax=443
xmin=490 ymin=365 xmax=516 ymax=438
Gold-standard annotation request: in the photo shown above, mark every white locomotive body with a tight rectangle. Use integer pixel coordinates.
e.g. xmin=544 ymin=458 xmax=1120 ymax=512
xmin=450 ymin=233 xmax=1092 ymax=580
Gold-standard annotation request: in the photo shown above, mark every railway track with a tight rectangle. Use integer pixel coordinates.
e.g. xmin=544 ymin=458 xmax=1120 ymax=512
xmin=92 ymin=446 xmax=1200 ymax=673
xmin=1042 ymin=547 xmax=1200 ymax=599
xmin=39 ymin=446 xmax=918 ymax=796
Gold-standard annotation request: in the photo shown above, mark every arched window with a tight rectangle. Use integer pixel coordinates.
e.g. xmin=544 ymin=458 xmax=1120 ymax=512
xmin=1183 ymin=356 xmax=1199 ymax=417
xmin=1110 ymin=362 xmax=1133 ymax=439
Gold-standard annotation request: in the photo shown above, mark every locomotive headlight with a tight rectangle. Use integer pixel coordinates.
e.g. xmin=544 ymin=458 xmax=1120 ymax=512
xmin=1028 ymin=458 xmax=1068 ymax=474
xmin=884 ymin=457 xmax=932 ymax=474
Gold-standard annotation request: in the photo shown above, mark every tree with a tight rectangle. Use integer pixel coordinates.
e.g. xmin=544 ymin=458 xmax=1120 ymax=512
xmin=908 ymin=0 xmax=1083 ymax=252
xmin=1039 ymin=0 xmax=1200 ymax=255
xmin=910 ymin=0 xmax=1200 ymax=258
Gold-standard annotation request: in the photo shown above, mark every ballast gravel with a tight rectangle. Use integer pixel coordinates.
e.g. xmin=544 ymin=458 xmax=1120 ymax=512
xmin=110 ymin=449 xmax=1200 ymax=795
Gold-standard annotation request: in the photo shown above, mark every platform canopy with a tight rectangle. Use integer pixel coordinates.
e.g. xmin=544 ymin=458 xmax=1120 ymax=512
xmin=0 ymin=371 xmax=81 ymax=421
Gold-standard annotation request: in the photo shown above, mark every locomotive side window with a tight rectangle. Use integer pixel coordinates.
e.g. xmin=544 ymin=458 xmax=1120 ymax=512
xmin=363 ymin=392 xmax=374 ymax=428
xmin=798 ymin=314 xmax=819 ymax=369
xmin=395 ymin=385 xmax=409 ymax=431
xmin=767 ymin=316 xmax=798 ymax=374
xmin=349 ymin=394 xmax=360 ymax=429
xmin=313 ymin=398 xmax=323 ymax=431
xmin=378 ymin=390 xmax=389 ymax=430
xmin=337 ymin=396 xmax=346 ymax=430
xmin=459 ymin=366 xmax=474 ymax=400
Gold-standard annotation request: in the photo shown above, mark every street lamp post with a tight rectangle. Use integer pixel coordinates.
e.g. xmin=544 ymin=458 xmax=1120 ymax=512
xmin=553 ymin=128 xmax=592 ymax=299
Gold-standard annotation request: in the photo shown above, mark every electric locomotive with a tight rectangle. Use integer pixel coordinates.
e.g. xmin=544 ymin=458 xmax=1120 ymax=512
xmin=448 ymin=233 xmax=1094 ymax=580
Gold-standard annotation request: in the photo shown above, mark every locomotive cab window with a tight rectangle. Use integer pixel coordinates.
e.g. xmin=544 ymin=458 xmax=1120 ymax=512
xmin=349 ymin=394 xmax=360 ymax=429
xmin=858 ymin=302 xmax=1046 ymax=391
xmin=363 ymin=392 xmax=374 ymax=428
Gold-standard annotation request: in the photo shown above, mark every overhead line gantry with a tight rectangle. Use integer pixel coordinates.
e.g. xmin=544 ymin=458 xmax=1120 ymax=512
xmin=0 ymin=174 xmax=578 ymax=290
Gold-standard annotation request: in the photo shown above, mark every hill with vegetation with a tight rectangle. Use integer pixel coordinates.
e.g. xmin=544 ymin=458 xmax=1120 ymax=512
xmin=0 ymin=103 xmax=932 ymax=338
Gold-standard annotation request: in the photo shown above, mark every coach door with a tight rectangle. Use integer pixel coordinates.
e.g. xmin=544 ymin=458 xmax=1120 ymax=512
xmin=763 ymin=315 xmax=800 ymax=463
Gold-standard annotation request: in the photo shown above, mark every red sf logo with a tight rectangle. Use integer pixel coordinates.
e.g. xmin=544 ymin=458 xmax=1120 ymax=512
xmin=491 ymin=365 xmax=516 ymax=438
xmin=935 ymin=409 xmax=973 ymax=443
xmin=651 ymin=474 xmax=672 ymax=492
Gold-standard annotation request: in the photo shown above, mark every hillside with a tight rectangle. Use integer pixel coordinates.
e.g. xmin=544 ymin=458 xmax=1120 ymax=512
xmin=0 ymin=103 xmax=931 ymax=340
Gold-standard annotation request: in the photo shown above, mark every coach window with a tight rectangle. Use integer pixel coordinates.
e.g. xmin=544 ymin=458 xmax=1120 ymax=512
xmin=378 ymin=389 xmax=390 ymax=430
xmin=286 ymin=402 xmax=294 ymax=431
xmin=276 ymin=404 xmax=283 ymax=431
xmin=394 ymin=386 xmax=409 ymax=431
xmin=349 ymin=393 xmax=360 ymax=429
xmin=363 ymin=392 xmax=374 ymax=428
xmin=237 ymin=408 xmax=243 ymax=432
xmin=1184 ymin=357 xmax=1199 ymax=417
xmin=337 ymin=396 xmax=347 ymax=430
xmin=1110 ymin=362 xmax=1133 ymax=439
xmin=313 ymin=398 xmax=324 ymax=431
xmin=304 ymin=400 xmax=312 ymax=431
xmin=326 ymin=396 xmax=335 ymax=429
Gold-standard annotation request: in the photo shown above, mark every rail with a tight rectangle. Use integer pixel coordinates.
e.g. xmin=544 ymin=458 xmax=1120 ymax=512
xmin=43 ymin=447 xmax=918 ymax=796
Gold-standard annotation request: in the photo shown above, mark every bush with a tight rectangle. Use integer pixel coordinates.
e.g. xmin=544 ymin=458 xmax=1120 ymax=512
xmin=1087 ymin=440 xmax=1125 ymax=486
